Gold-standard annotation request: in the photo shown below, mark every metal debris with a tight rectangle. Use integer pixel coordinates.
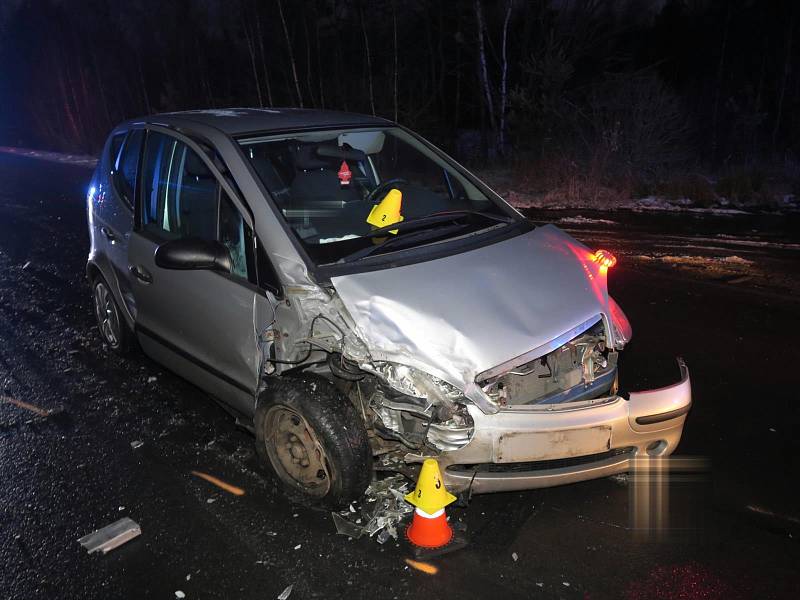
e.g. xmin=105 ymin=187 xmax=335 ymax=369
xmin=331 ymin=474 xmax=413 ymax=542
xmin=277 ymin=584 xmax=293 ymax=600
xmin=175 ymin=592 xmax=186 ymax=599
xmin=78 ymin=517 xmax=141 ymax=554
xmin=130 ymin=440 xmax=144 ymax=449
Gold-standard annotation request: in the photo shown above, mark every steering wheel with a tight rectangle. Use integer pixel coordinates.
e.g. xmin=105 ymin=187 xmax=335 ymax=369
xmin=364 ymin=178 xmax=407 ymax=204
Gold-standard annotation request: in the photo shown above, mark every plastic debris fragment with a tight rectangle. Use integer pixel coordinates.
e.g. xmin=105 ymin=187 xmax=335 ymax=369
xmin=330 ymin=474 xmax=413 ymax=542
xmin=78 ymin=517 xmax=141 ymax=554
xmin=277 ymin=584 xmax=293 ymax=600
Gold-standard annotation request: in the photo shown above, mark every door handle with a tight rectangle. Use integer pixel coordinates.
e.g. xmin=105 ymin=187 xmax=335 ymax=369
xmin=128 ymin=264 xmax=153 ymax=284
xmin=100 ymin=226 xmax=117 ymax=243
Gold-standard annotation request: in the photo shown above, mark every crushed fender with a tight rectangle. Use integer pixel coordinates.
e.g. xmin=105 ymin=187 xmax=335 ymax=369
xmin=78 ymin=517 xmax=141 ymax=554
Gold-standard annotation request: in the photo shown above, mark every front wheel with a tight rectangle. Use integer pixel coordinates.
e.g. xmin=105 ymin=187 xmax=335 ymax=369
xmin=254 ymin=375 xmax=372 ymax=507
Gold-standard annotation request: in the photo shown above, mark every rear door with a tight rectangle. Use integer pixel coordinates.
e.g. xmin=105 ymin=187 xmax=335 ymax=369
xmin=128 ymin=129 xmax=261 ymax=415
xmin=96 ymin=128 xmax=143 ymax=319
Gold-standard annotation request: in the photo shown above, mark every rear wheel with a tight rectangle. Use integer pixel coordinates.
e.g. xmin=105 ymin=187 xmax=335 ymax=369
xmin=91 ymin=275 xmax=132 ymax=354
xmin=255 ymin=374 xmax=372 ymax=507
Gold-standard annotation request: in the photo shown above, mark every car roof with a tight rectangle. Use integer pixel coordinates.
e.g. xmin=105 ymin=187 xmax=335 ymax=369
xmin=133 ymin=107 xmax=392 ymax=137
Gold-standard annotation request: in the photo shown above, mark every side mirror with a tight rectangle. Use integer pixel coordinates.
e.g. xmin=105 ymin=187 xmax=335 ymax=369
xmin=154 ymin=238 xmax=232 ymax=273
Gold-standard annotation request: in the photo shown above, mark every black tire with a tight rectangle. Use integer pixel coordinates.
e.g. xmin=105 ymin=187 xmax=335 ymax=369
xmin=91 ymin=274 xmax=133 ymax=355
xmin=254 ymin=374 xmax=372 ymax=507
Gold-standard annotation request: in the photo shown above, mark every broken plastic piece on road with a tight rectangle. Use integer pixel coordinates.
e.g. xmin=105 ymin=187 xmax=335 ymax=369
xmin=191 ymin=470 xmax=245 ymax=496
xmin=130 ymin=440 xmax=144 ymax=449
xmin=175 ymin=592 xmax=186 ymax=599
xmin=404 ymin=558 xmax=438 ymax=575
xmin=332 ymin=513 xmax=364 ymax=539
xmin=1 ymin=395 xmax=52 ymax=417
xmin=277 ymin=584 xmax=293 ymax=600
xmin=147 ymin=376 xmax=157 ymax=383
xmin=78 ymin=517 xmax=141 ymax=554
xmin=512 ymin=552 xmax=518 ymax=562
xmin=331 ymin=474 xmax=413 ymax=542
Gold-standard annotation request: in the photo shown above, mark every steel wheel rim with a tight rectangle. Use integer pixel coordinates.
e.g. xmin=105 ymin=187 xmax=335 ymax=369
xmin=263 ymin=405 xmax=331 ymax=497
xmin=93 ymin=281 xmax=120 ymax=347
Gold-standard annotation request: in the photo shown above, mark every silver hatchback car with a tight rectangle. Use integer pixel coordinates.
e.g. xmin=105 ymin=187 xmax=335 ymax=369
xmin=87 ymin=108 xmax=691 ymax=506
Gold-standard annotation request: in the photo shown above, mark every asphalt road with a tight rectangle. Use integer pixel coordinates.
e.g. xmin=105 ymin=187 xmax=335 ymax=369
xmin=1 ymin=152 xmax=798 ymax=600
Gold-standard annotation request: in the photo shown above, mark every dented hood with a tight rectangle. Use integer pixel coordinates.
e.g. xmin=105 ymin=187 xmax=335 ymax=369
xmin=331 ymin=225 xmax=615 ymax=407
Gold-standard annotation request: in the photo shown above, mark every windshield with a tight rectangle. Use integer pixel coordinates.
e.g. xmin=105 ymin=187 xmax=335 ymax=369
xmin=239 ymin=127 xmax=517 ymax=264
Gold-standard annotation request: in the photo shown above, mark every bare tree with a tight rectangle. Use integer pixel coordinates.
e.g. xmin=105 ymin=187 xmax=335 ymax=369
xmin=498 ymin=0 xmax=513 ymax=155
xmin=255 ymin=8 xmax=274 ymax=106
xmin=242 ymin=10 xmax=264 ymax=107
xmin=474 ymin=0 xmax=497 ymax=153
xmin=359 ymin=2 xmax=376 ymax=116
xmin=393 ymin=0 xmax=398 ymax=122
xmin=277 ymin=0 xmax=304 ymax=107
xmin=772 ymin=8 xmax=796 ymax=149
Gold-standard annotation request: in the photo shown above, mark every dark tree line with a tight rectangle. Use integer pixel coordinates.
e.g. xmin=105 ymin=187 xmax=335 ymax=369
xmin=0 ymin=0 xmax=798 ymax=184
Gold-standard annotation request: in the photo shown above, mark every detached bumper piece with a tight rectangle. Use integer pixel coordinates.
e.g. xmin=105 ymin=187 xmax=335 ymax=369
xmin=78 ymin=517 xmax=141 ymax=554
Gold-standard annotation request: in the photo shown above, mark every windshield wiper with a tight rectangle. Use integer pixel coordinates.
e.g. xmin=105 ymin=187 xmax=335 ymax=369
xmin=364 ymin=210 xmax=514 ymax=238
xmin=338 ymin=222 xmax=470 ymax=263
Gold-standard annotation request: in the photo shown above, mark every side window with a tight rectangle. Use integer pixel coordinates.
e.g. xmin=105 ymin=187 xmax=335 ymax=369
xmin=109 ymin=133 xmax=126 ymax=168
xmin=219 ymin=192 xmax=254 ymax=280
xmin=116 ymin=129 xmax=144 ymax=207
xmin=140 ymin=131 xmax=253 ymax=281
xmin=140 ymin=132 xmax=218 ymax=241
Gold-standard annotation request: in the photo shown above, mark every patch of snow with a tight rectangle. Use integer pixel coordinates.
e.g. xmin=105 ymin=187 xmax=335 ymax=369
xmin=0 ymin=146 xmax=98 ymax=168
xmin=179 ymin=108 xmax=281 ymax=117
xmin=719 ymin=255 xmax=753 ymax=264
xmin=556 ymin=215 xmax=618 ymax=225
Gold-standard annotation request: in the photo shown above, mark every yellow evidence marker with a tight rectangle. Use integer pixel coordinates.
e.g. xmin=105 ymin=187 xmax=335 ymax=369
xmin=405 ymin=458 xmax=457 ymax=515
xmin=366 ymin=188 xmax=404 ymax=234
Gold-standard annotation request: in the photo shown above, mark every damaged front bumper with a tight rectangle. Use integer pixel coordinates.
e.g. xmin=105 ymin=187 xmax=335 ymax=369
xmin=417 ymin=358 xmax=691 ymax=494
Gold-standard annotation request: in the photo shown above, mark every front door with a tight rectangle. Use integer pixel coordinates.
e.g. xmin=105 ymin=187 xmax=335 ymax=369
xmin=128 ymin=130 xmax=261 ymax=415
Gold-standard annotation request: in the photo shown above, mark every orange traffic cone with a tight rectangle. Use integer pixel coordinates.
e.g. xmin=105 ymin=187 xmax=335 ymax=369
xmin=405 ymin=459 xmax=457 ymax=549
xmin=406 ymin=507 xmax=453 ymax=548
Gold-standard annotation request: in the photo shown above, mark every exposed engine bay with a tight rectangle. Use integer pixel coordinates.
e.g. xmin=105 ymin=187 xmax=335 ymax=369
xmin=478 ymin=319 xmax=618 ymax=407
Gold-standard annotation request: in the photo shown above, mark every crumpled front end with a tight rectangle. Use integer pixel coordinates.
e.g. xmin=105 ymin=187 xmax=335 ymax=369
xmin=277 ymin=224 xmax=690 ymax=494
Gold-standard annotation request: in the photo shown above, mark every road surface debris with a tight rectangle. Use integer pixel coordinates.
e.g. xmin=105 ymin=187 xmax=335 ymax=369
xmin=78 ymin=517 xmax=141 ymax=554
xmin=331 ymin=474 xmax=413 ymax=542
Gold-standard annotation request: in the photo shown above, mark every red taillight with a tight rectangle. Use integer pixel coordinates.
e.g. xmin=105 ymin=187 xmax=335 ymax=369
xmin=592 ymin=249 xmax=617 ymax=270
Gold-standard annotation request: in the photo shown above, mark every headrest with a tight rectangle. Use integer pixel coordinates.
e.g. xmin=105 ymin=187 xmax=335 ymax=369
xmin=316 ymin=143 xmax=366 ymax=162
xmin=291 ymin=144 xmax=330 ymax=170
xmin=185 ymin=151 xmax=213 ymax=178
